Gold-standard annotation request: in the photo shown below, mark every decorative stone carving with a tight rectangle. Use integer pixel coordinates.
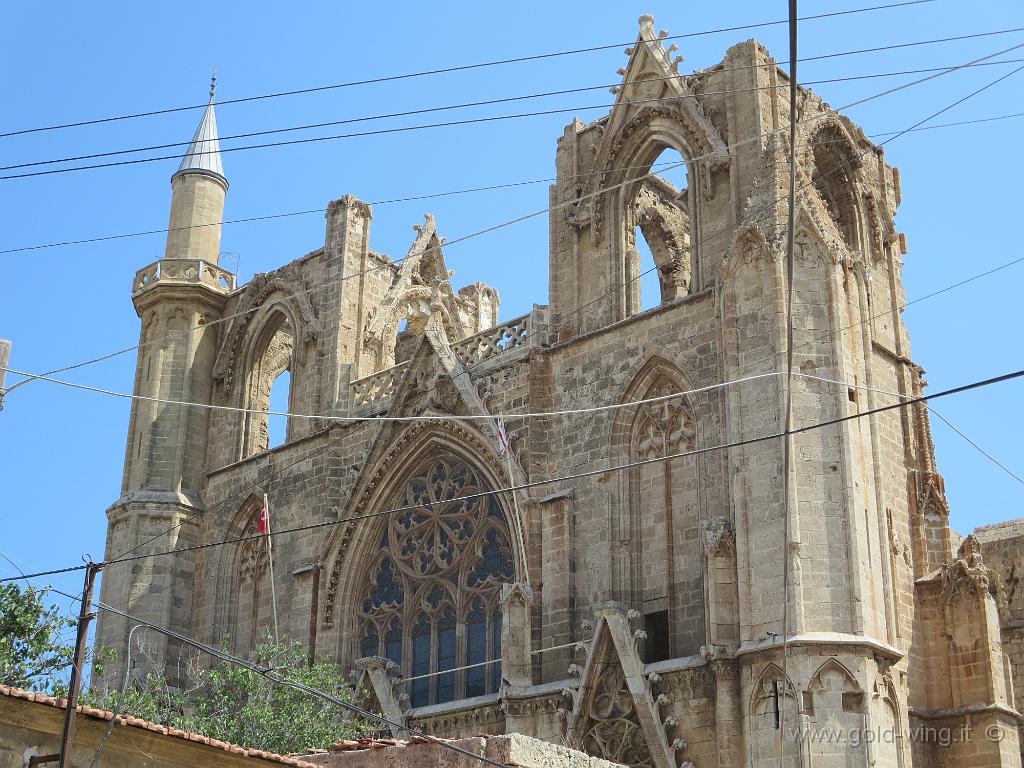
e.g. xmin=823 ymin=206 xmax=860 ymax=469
xmin=561 ymin=602 xmax=689 ymax=768
xmin=350 ymin=655 xmax=407 ymax=736
xmin=634 ymin=382 xmax=696 ymax=460
xmin=323 ymin=419 xmax=516 ymax=631
xmin=944 ymin=534 xmax=996 ymax=603
xmin=213 ymin=271 xmax=319 ymax=393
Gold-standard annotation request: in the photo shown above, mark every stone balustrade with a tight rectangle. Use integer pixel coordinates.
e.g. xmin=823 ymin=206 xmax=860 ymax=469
xmin=350 ymin=311 xmax=538 ymax=407
xmin=351 ymin=361 xmax=409 ymax=406
xmin=452 ymin=313 xmax=531 ymax=366
xmin=133 ymin=259 xmax=237 ymax=296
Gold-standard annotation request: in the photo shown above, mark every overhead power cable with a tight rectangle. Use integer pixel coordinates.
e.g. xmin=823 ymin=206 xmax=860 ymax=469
xmin=779 ymin=0 xmax=800 ymax=752
xmin=811 ymin=375 xmax=1024 ymax=487
xmin=7 ymin=47 xmax=1015 ymax=586
xmin=50 ymin=595 xmax=513 ymax=768
xmin=719 ymin=61 xmax=1024 ymax=385
xmin=8 ymin=55 xmax=1024 ymax=174
xmin=3 ymin=107 xmax=1021 ymax=259
xmin=6 ymin=367 xmax=1023 ymax=585
xmin=0 ymin=365 xmax=782 ymax=423
xmin=6 ymin=29 xmax=1024 ymax=183
xmin=527 ymin=53 xmax=1024 ymax=347
xmin=0 ymin=0 xmax=938 ymax=140
xmin=6 ymin=43 xmax=1015 ymax=400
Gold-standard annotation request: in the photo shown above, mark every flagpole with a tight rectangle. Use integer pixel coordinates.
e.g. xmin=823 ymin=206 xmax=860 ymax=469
xmin=263 ymin=494 xmax=281 ymax=645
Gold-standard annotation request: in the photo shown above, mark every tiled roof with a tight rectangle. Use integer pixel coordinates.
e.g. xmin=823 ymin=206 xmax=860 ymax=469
xmin=0 ymin=684 xmax=321 ymax=768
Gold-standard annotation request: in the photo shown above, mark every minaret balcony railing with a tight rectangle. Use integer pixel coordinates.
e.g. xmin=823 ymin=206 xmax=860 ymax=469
xmin=133 ymin=259 xmax=236 ymax=296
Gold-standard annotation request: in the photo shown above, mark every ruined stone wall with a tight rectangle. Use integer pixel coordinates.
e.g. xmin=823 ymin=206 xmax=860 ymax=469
xmin=975 ymin=519 xmax=1024 ymax=719
xmin=101 ymin=17 xmax=1024 ymax=767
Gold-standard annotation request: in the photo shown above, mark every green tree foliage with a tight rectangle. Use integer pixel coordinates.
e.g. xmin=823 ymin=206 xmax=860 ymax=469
xmin=86 ymin=638 xmax=373 ymax=754
xmin=0 ymin=582 xmax=77 ymax=692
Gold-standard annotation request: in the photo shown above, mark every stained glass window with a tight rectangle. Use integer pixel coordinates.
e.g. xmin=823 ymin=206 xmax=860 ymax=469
xmin=356 ymin=453 xmax=514 ymax=706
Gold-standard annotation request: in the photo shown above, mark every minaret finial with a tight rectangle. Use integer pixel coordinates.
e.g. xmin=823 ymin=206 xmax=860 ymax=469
xmin=209 ymin=70 xmax=217 ymax=102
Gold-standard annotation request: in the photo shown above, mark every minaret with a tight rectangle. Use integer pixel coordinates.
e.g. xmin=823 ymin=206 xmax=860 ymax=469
xmin=165 ymin=75 xmax=228 ymax=263
xmin=95 ymin=77 xmax=235 ymax=685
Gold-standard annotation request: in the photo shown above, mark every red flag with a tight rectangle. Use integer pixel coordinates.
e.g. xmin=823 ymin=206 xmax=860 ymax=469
xmin=496 ymin=417 xmax=509 ymax=456
xmin=257 ymin=500 xmax=270 ymax=535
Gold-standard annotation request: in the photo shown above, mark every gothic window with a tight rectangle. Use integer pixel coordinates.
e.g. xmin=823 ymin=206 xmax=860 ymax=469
xmin=267 ymin=369 xmax=290 ymax=448
xmin=811 ymin=129 xmax=861 ymax=249
xmin=626 ymin=374 xmax=703 ymax=657
xmin=235 ymin=510 xmax=272 ymax=655
xmin=626 ymin=147 xmax=692 ymax=314
xmin=357 ymin=454 xmax=514 ymax=706
xmin=242 ymin=311 xmax=294 ymax=458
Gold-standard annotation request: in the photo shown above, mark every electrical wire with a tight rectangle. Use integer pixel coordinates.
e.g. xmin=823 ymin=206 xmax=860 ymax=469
xmin=0 ymin=0 xmax=940 ymax=140
xmin=5 ymin=29 xmax=1024 ymax=182
xmin=48 ymin=595 xmax=514 ymax=768
xmin=6 ymin=366 xmax=1022 ymax=584
xmin=778 ymin=0 xmax=800 ymax=755
xmin=8 ymin=55 xmax=1024 ymax=175
xmin=527 ymin=53 xmax=1024 ymax=346
xmin=0 ymin=366 xmax=781 ymax=424
xmin=4 ymin=52 xmax=1018 ymax=584
xmin=88 ymin=623 xmax=147 ymax=768
xmin=0 ymin=107 xmax=1019 ymax=260
xmin=803 ymin=373 xmax=1024 ymax=487
xmin=7 ymin=41 xmax=1018 ymax=400
xmin=4 ymin=46 xmax=1019 ymax=638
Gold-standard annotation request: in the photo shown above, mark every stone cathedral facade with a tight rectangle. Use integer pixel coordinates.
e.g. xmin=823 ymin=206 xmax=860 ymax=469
xmin=96 ymin=18 xmax=1022 ymax=768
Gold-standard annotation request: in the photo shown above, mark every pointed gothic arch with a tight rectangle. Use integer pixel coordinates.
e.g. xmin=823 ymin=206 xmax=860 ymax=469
xmin=320 ymin=426 xmax=522 ymax=707
xmin=748 ymin=663 xmax=801 ymax=767
xmin=805 ymin=659 xmax=867 ymax=763
xmin=606 ymin=126 xmax=701 ymax=320
xmin=213 ymin=276 xmax=318 ymax=397
xmin=238 ymin=308 xmax=295 ymax=458
xmin=805 ymin=119 xmax=865 ymax=251
xmin=610 ymin=356 xmax=704 ymax=660
xmin=212 ymin=494 xmax=274 ymax=656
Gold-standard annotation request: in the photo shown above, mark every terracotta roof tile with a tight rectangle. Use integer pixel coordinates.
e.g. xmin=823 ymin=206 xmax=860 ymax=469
xmin=0 ymin=684 xmax=322 ymax=768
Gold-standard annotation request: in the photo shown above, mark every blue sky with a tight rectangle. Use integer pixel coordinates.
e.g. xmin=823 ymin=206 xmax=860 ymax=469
xmin=1 ymin=1 xmax=1022 ymax=618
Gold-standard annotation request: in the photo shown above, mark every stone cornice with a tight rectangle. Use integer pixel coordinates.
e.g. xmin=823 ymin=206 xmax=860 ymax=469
xmin=736 ymin=631 xmax=905 ymax=662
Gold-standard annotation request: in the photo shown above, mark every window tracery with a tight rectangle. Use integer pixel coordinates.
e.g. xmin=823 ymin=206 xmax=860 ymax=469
xmin=810 ymin=130 xmax=862 ymax=250
xmin=580 ymin=664 xmax=654 ymax=768
xmin=235 ymin=511 xmax=272 ymax=654
xmin=357 ymin=454 xmax=514 ymax=707
xmin=634 ymin=382 xmax=696 ymax=460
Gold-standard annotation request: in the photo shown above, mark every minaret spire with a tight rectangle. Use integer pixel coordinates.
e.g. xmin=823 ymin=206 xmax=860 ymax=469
xmin=163 ymin=78 xmax=230 ymax=263
xmin=174 ymin=74 xmax=226 ymax=185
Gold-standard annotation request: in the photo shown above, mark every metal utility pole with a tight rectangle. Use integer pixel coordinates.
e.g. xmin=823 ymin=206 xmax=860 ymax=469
xmin=0 ymin=338 xmax=11 ymax=411
xmin=58 ymin=562 xmax=101 ymax=768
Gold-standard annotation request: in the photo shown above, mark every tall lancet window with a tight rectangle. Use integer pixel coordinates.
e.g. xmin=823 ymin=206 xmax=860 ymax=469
xmin=235 ymin=511 xmax=273 ymax=654
xmin=357 ymin=453 xmax=514 ymax=706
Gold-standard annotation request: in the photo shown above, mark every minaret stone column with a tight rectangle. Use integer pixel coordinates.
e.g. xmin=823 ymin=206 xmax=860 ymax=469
xmin=94 ymin=79 xmax=235 ymax=687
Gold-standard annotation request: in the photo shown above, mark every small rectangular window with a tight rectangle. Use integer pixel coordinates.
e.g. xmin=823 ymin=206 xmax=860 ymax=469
xmin=643 ymin=610 xmax=670 ymax=664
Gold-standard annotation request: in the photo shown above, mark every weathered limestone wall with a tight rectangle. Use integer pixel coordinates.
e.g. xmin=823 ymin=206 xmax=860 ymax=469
xmin=976 ymin=519 xmax=1024 ymax=720
xmin=303 ymin=733 xmax=624 ymax=768
xmin=98 ymin=16 xmax=1023 ymax=767
xmin=0 ymin=686 xmax=318 ymax=768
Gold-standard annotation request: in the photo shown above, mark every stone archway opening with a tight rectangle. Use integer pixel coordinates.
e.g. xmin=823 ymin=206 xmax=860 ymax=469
xmin=628 ymin=147 xmax=692 ymax=313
